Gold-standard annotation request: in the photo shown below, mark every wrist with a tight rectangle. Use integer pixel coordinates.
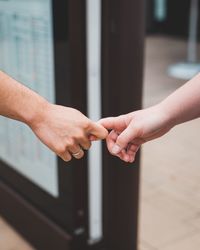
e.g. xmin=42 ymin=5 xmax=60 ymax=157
xmin=23 ymin=94 xmax=50 ymax=129
xmin=158 ymin=100 xmax=178 ymax=129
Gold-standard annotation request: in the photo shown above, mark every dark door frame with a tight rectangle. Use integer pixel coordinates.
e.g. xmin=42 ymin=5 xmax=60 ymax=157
xmin=101 ymin=0 xmax=145 ymax=249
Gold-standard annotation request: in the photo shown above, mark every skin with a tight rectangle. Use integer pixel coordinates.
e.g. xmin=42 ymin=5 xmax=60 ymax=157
xmin=99 ymin=73 xmax=200 ymax=163
xmin=0 ymin=71 xmax=108 ymax=162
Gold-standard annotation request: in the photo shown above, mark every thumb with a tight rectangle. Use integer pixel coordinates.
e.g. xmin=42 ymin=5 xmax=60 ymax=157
xmin=112 ymin=124 xmax=138 ymax=154
xmin=89 ymin=122 xmax=108 ymax=140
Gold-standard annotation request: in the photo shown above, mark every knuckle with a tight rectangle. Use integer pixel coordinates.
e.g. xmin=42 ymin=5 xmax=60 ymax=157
xmin=57 ymin=144 xmax=67 ymax=155
xmin=82 ymin=119 xmax=91 ymax=131
xmin=107 ymin=146 xmax=115 ymax=155
xmin=67 ymin=138 xmax=75 ymax=148
xmin=76 ymin=131 xmax=85 ymax=140
xmin=84 ymin=142 xmax=91 ymax=150
xmin=110 ymin=150 xmax=116 ymax=156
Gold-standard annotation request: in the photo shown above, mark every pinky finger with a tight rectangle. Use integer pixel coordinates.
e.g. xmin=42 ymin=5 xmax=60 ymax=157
xmin=117 ymin=149 xmax=130 ymax=163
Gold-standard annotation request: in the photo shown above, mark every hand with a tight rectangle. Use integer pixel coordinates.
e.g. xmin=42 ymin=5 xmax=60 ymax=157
xmin=99 ymin=105 xmax=173 ymax=163
xmin=29 ymin=103 xmax=108 ymax=162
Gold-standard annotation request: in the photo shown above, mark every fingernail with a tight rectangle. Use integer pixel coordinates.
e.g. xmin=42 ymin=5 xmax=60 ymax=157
xmin=124 ymin=155 xmax=130 ymax=162
xmin=112 ymin=145 xmax=121 ymax=154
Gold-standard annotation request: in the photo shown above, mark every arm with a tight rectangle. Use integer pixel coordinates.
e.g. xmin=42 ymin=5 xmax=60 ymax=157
xmin=161 ymin=73 xmax=200 ymax=125
xmin=99 ymin=73 xmax=200 ymax=163
xmin=0 ymin=71 xmax=108 ymax=161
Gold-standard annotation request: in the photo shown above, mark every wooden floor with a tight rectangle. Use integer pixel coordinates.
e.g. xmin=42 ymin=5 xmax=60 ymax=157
xmin=0 ymin=217 xmax=34 ymax=250
xmin=139 ymin=35 xmax=200 ymax=250
xmin=1 ymin=35 xmax=200 ymax=250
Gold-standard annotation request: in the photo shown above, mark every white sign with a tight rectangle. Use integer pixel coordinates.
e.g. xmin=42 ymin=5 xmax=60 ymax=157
xmin=0 ymin=0 xmax=59 ymax=197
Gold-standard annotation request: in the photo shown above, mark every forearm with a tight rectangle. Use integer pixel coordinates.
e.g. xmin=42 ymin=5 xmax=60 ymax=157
xmin=160 ymin=73 xmax=200 ymax=127
xmin=0 ymin=71 xmax=47 ymax=126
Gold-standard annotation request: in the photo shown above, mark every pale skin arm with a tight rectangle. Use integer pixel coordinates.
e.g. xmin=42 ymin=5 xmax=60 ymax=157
xmin=0 ymin=71 xmax=108 ymax=161
xmin=99 ymin=73 xmax=200 ymax=163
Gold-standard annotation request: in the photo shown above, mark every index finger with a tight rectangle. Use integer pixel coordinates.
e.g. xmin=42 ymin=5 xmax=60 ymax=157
xmin=99 ymin=116 xmax=127 ymax=132
xmin=98 ymin=117 xmax=118 ymax=130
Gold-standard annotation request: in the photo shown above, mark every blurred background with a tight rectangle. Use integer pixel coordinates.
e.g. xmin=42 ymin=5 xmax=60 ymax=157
xmin=140 ymin=1 xmax=200 ymax=250
xmin=1 ymin=0 xmax=200 ymax=249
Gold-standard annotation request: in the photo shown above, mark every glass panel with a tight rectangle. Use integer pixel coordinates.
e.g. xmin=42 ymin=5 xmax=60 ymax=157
xmin=0 ymin=0 xmax=58 ymax=197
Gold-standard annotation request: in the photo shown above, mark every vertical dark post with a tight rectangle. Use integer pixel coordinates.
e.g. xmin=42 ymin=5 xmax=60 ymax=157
xmin=102 ymin=0 xmax=145 ymax=250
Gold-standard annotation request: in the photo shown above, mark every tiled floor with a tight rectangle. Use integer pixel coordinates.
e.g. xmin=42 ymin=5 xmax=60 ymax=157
xmin=1 ymin=35 xmax=200 ymax=250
